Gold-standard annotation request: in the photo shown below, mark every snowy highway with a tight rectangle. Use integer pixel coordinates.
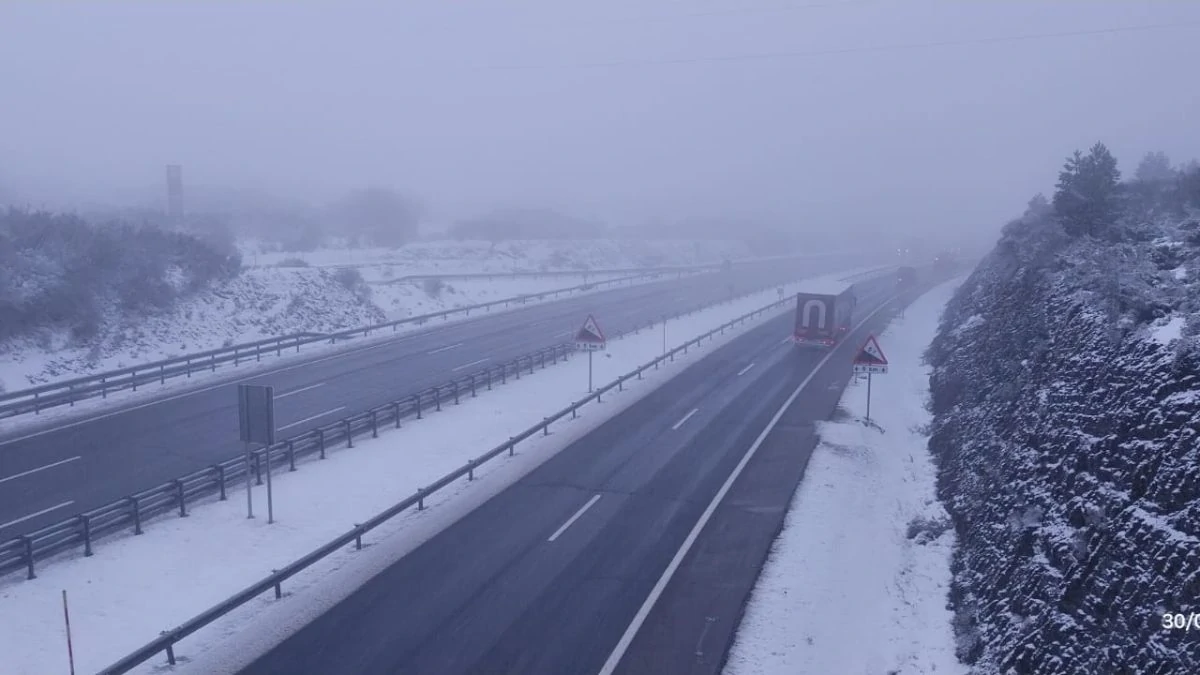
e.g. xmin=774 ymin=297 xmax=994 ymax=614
xmin=233 ymin=276 xmax=909 ymax=675
xmin=0 ymin=256 xmax=859 ymax=541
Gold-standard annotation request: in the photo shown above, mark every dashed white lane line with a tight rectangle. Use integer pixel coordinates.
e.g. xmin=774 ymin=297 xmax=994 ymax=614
xmin=671 ymin=408 xmax=700 ymax=431
xmin=736 ymin=362 xmax=756 ymax=377
xmin=547 ymin=494 xmax=603 ymax=542
xmin=0 ymin=501 xmax=75 ymax=531
xmin=0 ymin=456 xmax=82 ymax=485
xmin=275 ymin=382 xmax=326 ymax=399
xmin=452 ymin=358 xmax=490 ymax=372
xmin=427 ymin=343 xmax=463 ymax=355
xmin=278 ymin=406 xmax=347 ymax=432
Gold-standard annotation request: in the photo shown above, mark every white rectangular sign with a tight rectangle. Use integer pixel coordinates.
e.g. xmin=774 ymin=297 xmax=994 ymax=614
xmin=854 ymin=364 xmax=888 ymax=375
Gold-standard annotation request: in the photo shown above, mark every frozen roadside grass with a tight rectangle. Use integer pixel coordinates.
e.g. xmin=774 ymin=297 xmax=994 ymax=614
xmin=0 ymin=270 xmax=870 ymax=675
xmin=722 ymin=278 xmax=968 ymax=675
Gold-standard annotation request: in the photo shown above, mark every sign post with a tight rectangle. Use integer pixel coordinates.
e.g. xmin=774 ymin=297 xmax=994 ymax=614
xmin=238 ymin=384 xmax=276 ymax=522
xmin=852 ymin=335 xmax=889 ymax=422
xmin=574 ymin=314 xmax=607 ymax=392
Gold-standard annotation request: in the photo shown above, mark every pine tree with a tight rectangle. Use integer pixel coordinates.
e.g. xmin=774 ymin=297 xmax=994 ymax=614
xmin=1053 ymin=142 xmax=1121 ymax=237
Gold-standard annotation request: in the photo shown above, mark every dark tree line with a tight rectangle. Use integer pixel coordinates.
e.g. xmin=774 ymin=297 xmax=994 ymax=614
xmin=0 ymin=209 xmax=242 ymax=342
xmin=1053 ymin=143 xmax=1200 ymax=238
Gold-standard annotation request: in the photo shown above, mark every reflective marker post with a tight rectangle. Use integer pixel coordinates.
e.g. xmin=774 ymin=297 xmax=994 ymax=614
xmin=238 ymin=384 xmax=276 ymax=522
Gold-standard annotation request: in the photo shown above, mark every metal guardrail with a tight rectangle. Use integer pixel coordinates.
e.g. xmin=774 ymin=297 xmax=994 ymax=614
xmin=1 ymin=265 xmax=844 ymax=585
xmin=91 ymin=265 xmax=902 ymax=675
xmin=92 ymin=285 xmax=818 ymax=675
xmin=0 ymin=270 xmax=696 ymax=420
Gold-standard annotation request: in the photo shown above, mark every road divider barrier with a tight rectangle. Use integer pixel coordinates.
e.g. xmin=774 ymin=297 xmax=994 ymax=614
xmin=91 ymin=266 xmax=898 ymax=675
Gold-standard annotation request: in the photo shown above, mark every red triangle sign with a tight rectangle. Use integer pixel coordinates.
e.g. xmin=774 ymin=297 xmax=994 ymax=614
xmin=575 ymin=314 xmax=606 ymax=344
xmin=853 ymin=334 xmax=888 ymax=365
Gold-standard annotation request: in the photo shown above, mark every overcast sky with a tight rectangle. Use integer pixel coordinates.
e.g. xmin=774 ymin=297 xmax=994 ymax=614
xmin=2 ymin=0 xmax=1199 ymax=244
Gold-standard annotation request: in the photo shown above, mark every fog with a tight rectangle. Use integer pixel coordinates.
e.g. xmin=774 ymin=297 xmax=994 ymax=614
xmin=2 ymin=0 xmax=1199 ymax=247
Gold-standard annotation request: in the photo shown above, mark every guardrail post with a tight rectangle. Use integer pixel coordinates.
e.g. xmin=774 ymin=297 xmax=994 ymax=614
xmin=355 ymin=525 xmax=364 ymax=550
xmin=528 ymin=356 xmax=534 ymax=375
xmin=274 ymin=573 xmax=283 ymax=599
xmin=540 ymin=351 xmax=546 ymax=369
xmin=453 ymin=382 xmax=460 ymax=405
xmin=345 ymin=420 xmax=354 ymax=448
xmin=255 ymin=452 xmax=263 ymax=485
xmin=288 ymin=441 xmax=296 ymax=471
xmin=502 ymin=365 xmax=508 ymax=384
xmin=211 ymin=353 xmax=217 ymax=371
xmin=414 ymin=394 xmax=422 ymax=419
xmin=468 ymin=461 xmax=475 ymax=481
xmin=165 ymin=640 xmax=177 ymax=666
xmin=434 ymin=386 xmax=442 ymax=411
xmin=23 ymin=536 xmax=36 ymax=579
xmin=128 ymin=496 xmax=143 ymax=534
xmin=256 ymin=344 xmax=262 ymax=362
xmin=176 ymin=479 xmax=188 ymax=517
xmin=543 ymin=418 xmax=549 ymax=436
xmin=487 ymin=368 xmax=493 ymax=390
xmin=470 ymin=374 xmax=477 ymax=397
xmin=160 ymin=364 xmax=166 ymax=384
xmin=371 ymin=410 xmax=379 ymax=438
xmin=515 ymin=360 xmax=521 ymax=380
xmin=417 ymin=489 xmax=425 ymax=510
xmin=132 ymin=370 xmax=138 ymax=392
xmin=619 ymin=378 xmax=624 ymax=391
xmin=234 ymin=347 xmax=240 ymax=366
xmin=213 ymin=464 xmax=227 ymax=500
xmin=80 ymin=514 xmax=93 ymax=557
xmin=318 ymin=429 xmax=326 ymax=459
xmin=508 ymin=438 xmax=516 ymax=456
xmin=393 ymin=402 xmax=402 ymax=428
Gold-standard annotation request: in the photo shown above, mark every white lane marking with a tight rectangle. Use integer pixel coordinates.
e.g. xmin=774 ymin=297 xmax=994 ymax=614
xmin=275 ymin=382 xmax=326 ymax=399
xmin=0 ymin=456 xmax=82 ymax=485
xmin=0 ymin=501 xmax=75 ymax=531
xmin=736 ymin=362 xmax=756 ymax=377
xmin=555 ymin=330 xmax=573 ymax=338
xmin=278 ymin=406 xmax=346 ymax=432
xmin=780 ymin=336 xmax=793 ymax=345
xmin=452 ymin=358 xmax=490 ymax=373
xmin=428 ymin=343 xmax=463 ymax=355
xmin=596 ymin=296 xmax=897 ymax=675
xmin=671 ymin=408 xmax=699 ymax=431
xmin=547 ymin=494 xmax=603 ymax=542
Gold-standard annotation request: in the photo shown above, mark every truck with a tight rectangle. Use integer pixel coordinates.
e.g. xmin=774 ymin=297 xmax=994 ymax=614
xmin=792 ymin=280 xmax=857 ymax=347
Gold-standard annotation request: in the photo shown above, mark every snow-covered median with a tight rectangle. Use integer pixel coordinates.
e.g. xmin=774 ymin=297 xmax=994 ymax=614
xmin=723 ymin=278 xmax=967 ymax=675
xmin=0 ymin=269 xmax=874 ymax=675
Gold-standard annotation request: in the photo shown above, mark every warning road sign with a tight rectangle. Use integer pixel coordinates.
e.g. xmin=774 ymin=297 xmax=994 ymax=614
xmin=853 ymin=334 xmax=888 ymax=374
xmin=575 ymin=314 xmax=607 ymax=351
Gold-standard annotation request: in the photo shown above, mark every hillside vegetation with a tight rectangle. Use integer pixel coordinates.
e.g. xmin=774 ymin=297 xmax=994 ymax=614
xmin=926 ymin=147 xmax=1200 ymax=674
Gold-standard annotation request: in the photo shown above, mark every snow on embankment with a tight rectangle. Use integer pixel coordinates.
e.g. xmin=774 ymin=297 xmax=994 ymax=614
xmin=925 ymin=214 xmax=1200 ymax=673
xmin=724 ymin=279 xmax=965 ymax=675
xmin=249 ymin=238 xmax=755 ymax=274
xmin=0 ymin=267 xmax=384 ymax=390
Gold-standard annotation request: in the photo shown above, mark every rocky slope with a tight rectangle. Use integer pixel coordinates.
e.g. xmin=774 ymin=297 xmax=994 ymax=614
xmin=925 ymin=209 xmax=1200 ymax=673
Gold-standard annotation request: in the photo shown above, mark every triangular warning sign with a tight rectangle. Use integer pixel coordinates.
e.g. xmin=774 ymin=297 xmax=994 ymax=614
xmin=853 ymin=334 xmax=888 ymax=366
xmin=575 ymin=314 xmax=606 ymax=344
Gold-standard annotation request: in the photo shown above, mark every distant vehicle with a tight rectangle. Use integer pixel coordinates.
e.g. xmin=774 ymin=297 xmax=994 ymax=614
xmin=897 ymin=266 xmax=918 ymax=289
xmin=792 ymin=280 xmax=857 ymax=348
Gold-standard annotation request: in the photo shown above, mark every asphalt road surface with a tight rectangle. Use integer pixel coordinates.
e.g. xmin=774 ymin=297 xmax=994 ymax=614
xmin=0 ymin=255 xmax=861 ymax=539
xmin=237 ymin=283 xmax=905 ymax=675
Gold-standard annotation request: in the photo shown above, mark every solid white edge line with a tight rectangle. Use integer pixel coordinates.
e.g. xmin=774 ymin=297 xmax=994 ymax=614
xmin=595 ymin=296 xmax=896 ymax=675
xmin=671 ymin=408 xmax=700 ymax=431
xmin=275 ymin=382 xmax=326 ymax=399
xmin=0 ymin=501 xmax=75 ymax=531
xmin=0 ymin=456 xmax=82 ymax=485
xmin=736 ymin=362 xmax=756 ymax=377
xmin=277 ymin=406 xmax=347 ymax=432
xmin=452 ymin=358 xmax=490 ymax=373
xmin=547 ymin=494 xmax=604 ymax=542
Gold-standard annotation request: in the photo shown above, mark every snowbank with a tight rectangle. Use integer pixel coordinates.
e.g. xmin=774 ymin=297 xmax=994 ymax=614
xmin=0 ymin=271 xmax=865 ymax=675
xmin=723 ymin=278 xmax=966 ymax=675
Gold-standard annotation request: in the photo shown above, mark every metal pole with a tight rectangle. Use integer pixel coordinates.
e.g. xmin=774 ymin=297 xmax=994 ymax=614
xmin=662 ymin=316 xmax=667 ymax=355
xmin=62 ymin=590 xmax=76 ymax=675
xmin=266 ymin=445 xmax=275 ymax=524
xmin=588 ymin=350 xmax=593 ymax=393
xmin=245 ymin=442 xmax=254 ymax=519
xmin=866 ymin=372 xmax=873 ymax=421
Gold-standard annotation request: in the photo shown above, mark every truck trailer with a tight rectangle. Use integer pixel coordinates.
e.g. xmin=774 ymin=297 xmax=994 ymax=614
xmin=792 ymin=281 xmax=857 ymax=347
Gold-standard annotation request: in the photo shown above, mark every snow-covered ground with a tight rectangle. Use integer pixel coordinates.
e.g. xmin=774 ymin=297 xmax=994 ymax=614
xmin=0 ymin=238 xmax=751 ymax=394
xmin=245 ymin=238 xmax=755 ymax=274
xmin=723 ymin=278 xmax=967 ymax=675
xmin=0 ymin=269 xmax=877 ymax=675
